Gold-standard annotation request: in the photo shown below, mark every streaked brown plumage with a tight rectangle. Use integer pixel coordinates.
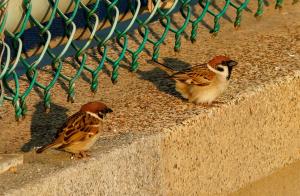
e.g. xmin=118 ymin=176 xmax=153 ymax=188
xmin=150 ymin=55 xmax=238 ymax=104
xmin=36 ymin=101 xmax=113 ymax=158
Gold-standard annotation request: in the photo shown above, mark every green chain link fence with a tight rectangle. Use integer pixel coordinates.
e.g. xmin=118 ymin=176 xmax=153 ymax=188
xmin=0 ymin=0 xmax=297 ymax=120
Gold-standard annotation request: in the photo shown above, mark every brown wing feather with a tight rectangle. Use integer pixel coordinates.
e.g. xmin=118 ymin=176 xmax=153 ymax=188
xmin=58 ymin=112 xmax=101 ymax=145
xmin=56 ymin=112 xmax=84 ymax=136
xmin=171 ymin=64 xmax=215 ymax=86
xmin=37 ymin=112 xmax=101 ymax=153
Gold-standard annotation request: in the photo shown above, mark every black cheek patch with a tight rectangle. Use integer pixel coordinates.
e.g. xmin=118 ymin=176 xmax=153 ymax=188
xmin=227 ymin=67 xmax=233 ymax=80
xmin=105 ymin=108 xmax=113 ymax=114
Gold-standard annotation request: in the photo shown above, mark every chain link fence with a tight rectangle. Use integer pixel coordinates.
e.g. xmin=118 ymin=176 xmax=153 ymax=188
xmin=0 ymin=0 xmax=297 ymax=120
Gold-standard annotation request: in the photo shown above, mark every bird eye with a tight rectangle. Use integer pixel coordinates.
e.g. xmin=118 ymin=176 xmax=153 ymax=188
xmin=216 ymin=67 xmax=224 ymax=72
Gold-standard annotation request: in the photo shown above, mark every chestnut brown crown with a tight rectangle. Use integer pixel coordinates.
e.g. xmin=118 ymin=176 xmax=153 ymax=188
xmin=80 ymin=101 xmax=113 ymax=118
xmin=208 ymin=55 xmax=238 ymax=68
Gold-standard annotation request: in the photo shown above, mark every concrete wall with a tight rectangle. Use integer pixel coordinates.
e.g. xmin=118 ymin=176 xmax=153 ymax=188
xmin=2 ymin=76 xmax=299 ymax=196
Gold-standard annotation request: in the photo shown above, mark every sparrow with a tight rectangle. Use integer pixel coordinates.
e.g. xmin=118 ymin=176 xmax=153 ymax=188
xmin=150 ymin=55 xmax=238 ymax=105
xmin=36 ymin=101 xmax=113 ymax=158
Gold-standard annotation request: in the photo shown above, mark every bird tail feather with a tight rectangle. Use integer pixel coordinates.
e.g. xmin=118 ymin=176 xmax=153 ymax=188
xmin=36 ymin=142 xmax=62 ymax=153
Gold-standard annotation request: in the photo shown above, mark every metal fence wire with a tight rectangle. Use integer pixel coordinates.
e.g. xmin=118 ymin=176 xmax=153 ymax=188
xmin=0 ymin=0 xmax=297 ymax=120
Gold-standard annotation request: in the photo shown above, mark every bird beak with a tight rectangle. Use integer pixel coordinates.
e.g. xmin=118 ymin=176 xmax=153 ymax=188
xmin=227 ymin=60 xmax=238 ymax=67
xmin=105 ymin=108 xmax=113 ymax=114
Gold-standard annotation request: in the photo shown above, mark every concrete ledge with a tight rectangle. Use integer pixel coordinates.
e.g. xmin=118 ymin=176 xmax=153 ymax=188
xmin=161 ymin=76 xmax=300 ymax=195
xmin=0 ymin=154 xmax=23 ymax=174
xmin=0 ymin=75 xmax=299 ymax=195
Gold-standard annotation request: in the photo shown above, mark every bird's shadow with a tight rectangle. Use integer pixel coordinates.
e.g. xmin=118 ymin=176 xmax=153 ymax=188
xmin=137 ymin=57 xmax=192 ymax=99
xmin=21 ymin=101 xmax=68 ymax=152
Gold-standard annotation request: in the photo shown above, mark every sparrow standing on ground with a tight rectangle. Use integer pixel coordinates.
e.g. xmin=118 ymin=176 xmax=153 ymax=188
xmin=36 ymin=101 xmax=113 ymax=158
xmin=150 ymin=55 xmax=238 ymax=105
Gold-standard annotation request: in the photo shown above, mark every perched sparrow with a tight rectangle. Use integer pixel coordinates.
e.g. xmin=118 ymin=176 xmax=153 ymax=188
xmin=36 ymin=101 xmax=113 ymax=158
xmin=150 ymin=55 xmax=238 ymax=105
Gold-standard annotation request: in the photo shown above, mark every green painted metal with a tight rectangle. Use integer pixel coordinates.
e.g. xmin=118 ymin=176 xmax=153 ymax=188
xmin=255 ymin=0 xmax=264 ymax=17
xmin=146 ymin=0 xmax=176 ymax=60
xmin=276 ymin=0 xmax=284 ymax=8
xmin=160 ymin=0 xmax=189 ymax=52
xmin=103 ymin=0 xmax=141 ymax=83
xmin=0 ymin=0 xmax=295 ymax=120
xmin=126 ymin=0 xmax=166 ymax=71
xmin=188 ymin=0 xmax=210 ymax=43
xmin=230 ymin=0 xmax=250 ymax=28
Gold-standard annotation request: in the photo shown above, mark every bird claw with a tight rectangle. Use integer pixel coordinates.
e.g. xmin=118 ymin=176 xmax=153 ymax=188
xmin=201 ymin=103 xmax=212 ymax=107
xmin=71 ymin=151 xmax=91 ymax=159
xmin=80 ymin=151 xmax=91 ymax=158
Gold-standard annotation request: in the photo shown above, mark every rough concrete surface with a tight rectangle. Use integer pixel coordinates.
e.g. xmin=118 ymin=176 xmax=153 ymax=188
xmin=0 ymin=154 xmax=23 ymax=174
xmin=230 ymin=160 xmax=300 ymax=196
xmin=0 ymin=0 xmax=300 ymax=195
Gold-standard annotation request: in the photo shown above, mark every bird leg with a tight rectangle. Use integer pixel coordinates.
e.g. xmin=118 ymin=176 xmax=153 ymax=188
xmin=71 ymin=153 xmax=82 ymax=159
xmin=79 ymin=151 xmax=91 ymax=158
xmin=71 ymin=151 xmax=91 ymax=159
xmin=211 ymin=101 xmax=226 ymax=107
xmin=201 ymin=103 xmax=213 ymax=108
xmin=213 ymin=101 xmax=225 ymax=105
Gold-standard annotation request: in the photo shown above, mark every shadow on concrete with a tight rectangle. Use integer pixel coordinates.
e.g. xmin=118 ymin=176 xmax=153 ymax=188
xmin=21 ymin=101 xmax=68 ymax=152
xmin=210 ymin=1 xmax=234 ymax=23
xmin=137 ymin=57 xmax=192 ymax=99
xmin=264 ymin=0 xmax=271 ymax=6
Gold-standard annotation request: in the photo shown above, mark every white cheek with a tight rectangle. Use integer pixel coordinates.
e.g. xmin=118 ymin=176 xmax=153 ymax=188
xmin=222 ymin=69 xmax=229 ymax=77
xmin=220 ymin=67 xmax=229 ymax=77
